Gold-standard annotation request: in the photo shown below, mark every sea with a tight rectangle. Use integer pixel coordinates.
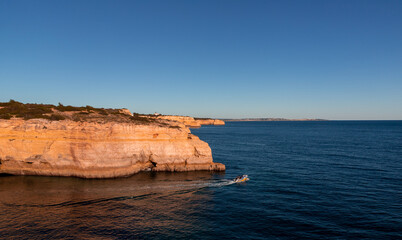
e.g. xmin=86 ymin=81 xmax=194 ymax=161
xmin=0 ymin=121 xmax=401 ymax=239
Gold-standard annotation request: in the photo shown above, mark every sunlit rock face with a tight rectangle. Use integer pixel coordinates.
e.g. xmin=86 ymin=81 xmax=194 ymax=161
xmin=155 ymin=116 xmax=225 ymax=128
xmin=155 ymin=116 xmax=201 ymax=128
xmin=0 ymin=119 xmax=225 ymax=178
xmin=195 ymin=119 xmax=225 ymax=126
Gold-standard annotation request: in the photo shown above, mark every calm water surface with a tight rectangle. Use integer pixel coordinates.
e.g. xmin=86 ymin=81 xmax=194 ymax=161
xmin=1 ymin=121 xmax=401 ymax=239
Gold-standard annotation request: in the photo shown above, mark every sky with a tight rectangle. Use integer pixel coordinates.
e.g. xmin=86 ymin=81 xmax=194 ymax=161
xmin=1 ymin=0 xmax=401 ymax=120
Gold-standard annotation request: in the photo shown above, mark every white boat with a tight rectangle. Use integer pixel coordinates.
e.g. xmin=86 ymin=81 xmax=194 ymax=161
xmin=233 ymin=175 xmax=249 ymax=183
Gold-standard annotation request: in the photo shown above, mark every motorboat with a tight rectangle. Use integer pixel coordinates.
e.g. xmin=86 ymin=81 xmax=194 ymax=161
xmin=233 ymin=175 xmax=249 ymax=183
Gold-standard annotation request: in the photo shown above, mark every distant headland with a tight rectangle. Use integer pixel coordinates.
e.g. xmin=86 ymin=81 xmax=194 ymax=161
xmin=223 ymin=118 xmax=328 ymax=121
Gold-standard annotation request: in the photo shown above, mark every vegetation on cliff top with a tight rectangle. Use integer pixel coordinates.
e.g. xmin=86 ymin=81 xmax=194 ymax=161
xmin=0 ymin=100 xmax=177 ymax=127
xmin=194 ymin=117 xmax=213 ymax=120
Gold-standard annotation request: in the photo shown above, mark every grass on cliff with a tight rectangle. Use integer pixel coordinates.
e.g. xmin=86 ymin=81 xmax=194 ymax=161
xmin=0 ymin=100 xmax=168 ymax=126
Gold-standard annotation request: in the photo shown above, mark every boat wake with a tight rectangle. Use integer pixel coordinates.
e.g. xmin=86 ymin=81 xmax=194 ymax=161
xmin=2 ymin=179 xmax=236 ymax=208
xmin=176 ymin=179 xmax=235 ymax=189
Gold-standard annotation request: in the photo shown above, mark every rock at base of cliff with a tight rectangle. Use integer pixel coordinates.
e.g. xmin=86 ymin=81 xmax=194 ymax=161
xmin=0 ymin=162 xmax=225 ymax=178
xmin=151 ymin=162 xmax=225 ymax=172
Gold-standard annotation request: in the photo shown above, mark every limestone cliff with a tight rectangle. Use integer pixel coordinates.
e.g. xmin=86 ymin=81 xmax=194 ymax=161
xmin=194 ymin=118 xmax=225 ymax=126
xmin=155 ymin=116 xmax=225 ymax=128
xmin=155 ymin=116 xmax=202 ymax=128
xmin=0 ymin=119 xmax=224 ymax=178
xmin=0 ymin=101 xmax=225 ymax=178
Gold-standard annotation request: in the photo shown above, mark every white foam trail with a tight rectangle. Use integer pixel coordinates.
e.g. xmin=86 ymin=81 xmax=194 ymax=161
xmin=204 ymin=179 xmax=236 ymax=188
xmin=165 ymin=179 xmax=235 ymax=190
xmin=125 ymin=179 xmax=236 ymax=194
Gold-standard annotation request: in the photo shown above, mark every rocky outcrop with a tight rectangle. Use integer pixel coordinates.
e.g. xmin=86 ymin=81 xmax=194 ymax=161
xmin=155 ymin=116 xmax=201 ymax=128
xmin=155 ymin=116 xmax=225 ymax=128
xmin=224 ymin=118 xmax=327 ymax=121
xmin=0 ymin=119 xmax=225 ymax=178
xmin=118 ymin=108 xmax=132 ymax=116
xmin=194 ymin=119 xmax=225 ymax=126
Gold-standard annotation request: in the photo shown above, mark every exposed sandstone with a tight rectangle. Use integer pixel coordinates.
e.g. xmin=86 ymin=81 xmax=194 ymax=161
xmin=155 ymin=116 xmax=201 ymax=128
xmin=0 ymin=119 xmax=225 ymax=178
xmin=155 ymin=116 xmax=225 ymax=128
xmin=119 ymin=108 xmax=132 ymax=116
xmin=195 ymin=119 xmax=225 ymax=126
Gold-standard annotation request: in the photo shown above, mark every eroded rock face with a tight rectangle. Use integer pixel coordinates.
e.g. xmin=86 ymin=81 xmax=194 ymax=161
xmin=195 ymin=119 xmax=225 ymax=126
xmin=0 ymin=119 xmax=225 ymax=178
xmin=155 ymin=116 xmax=201 ymax=128
xmin=155 ymin=116 xmax=225 ymax=128
xmin=118 ymin=108 xmax=132 ymax=116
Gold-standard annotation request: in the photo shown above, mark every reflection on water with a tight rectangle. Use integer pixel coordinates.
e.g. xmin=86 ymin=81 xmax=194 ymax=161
xmin=4 ymin=121 xmax=401 ymax=239
xmin=0 ymin=171 xmax=227 ymax=239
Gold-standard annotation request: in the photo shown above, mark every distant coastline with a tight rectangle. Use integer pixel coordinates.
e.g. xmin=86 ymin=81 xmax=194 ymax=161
xmin=223 ymin=118 xmax=328 ymax=122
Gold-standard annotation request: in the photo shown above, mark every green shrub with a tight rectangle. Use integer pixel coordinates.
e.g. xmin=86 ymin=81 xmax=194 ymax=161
xmin=0 ymin=100 xmax=161 ymax=125
xmin=0 ymin=113 xmax=12 ymax=119
xmin=56 ymin=104 xmax=84 ymax=112
xmin=85 ymin=105 xmax=96 ymax=111
xmin=130 ymin=113 xmax=151 ymax=123
xmin=49 ymin=114 xmax=66 ymax=121
xmin=0 ymin=100 xmax=53 ymax=120
xmin=98 ymin=109 xmax=109 ymax=115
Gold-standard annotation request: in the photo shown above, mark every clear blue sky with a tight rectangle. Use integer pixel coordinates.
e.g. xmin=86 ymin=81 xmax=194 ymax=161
xmin=1 ymin=0 xmax=401 ymax=120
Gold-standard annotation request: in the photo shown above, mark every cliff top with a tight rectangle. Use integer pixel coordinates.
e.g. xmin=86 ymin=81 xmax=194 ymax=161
xmin=0 ymin=100 xmax=178 ymax=127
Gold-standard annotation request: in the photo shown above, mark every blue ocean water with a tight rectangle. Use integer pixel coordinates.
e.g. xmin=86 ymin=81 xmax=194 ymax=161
xmin=1 ymin=121 xmax=401 ymax=239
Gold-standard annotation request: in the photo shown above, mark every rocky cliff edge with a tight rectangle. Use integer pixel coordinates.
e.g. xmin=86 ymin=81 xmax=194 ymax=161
xmin=155 ymin=116 xmax=225 ymax=128
xmin=0 ymin=101 xmax=225 ymax=178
